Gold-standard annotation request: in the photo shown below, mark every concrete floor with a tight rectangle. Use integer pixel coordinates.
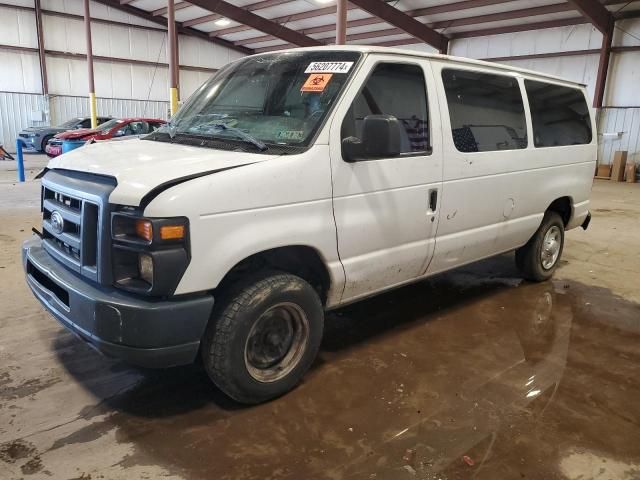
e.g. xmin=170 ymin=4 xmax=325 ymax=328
xmin=1 ymin=165 xmax=640 ymax=479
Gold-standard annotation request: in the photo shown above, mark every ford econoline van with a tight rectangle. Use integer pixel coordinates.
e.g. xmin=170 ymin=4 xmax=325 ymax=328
xmin=23 ymin=46 xmax=595 ymax=404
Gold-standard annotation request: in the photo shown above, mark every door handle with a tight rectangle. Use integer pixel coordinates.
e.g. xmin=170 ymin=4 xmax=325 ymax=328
xmin=429 ymin=189 xmax=438 ymax=213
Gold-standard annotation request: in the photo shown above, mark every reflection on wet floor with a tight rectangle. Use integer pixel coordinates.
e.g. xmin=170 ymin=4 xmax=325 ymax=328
xmin=9 ymin=255 xmax=640 ymax=479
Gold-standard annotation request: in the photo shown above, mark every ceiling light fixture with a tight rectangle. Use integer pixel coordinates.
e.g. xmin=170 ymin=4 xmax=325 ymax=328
xmin=215 ymin=18 xmax=231 ymax=26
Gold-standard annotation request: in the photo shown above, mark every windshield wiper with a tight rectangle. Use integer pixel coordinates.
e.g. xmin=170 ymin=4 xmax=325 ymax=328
xmin=204 ymin=124 xmax=268 ymax=152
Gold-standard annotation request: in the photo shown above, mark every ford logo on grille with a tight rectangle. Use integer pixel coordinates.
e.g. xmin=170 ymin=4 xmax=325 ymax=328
xmin=50 ymin=211 xmax=64 ymax=235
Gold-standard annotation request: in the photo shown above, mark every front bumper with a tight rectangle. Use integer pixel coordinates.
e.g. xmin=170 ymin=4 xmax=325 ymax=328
xmin=45 ymin=143 xmax=62 ymax=157
xmin=22 ymin=237 xmax=214 ymax=368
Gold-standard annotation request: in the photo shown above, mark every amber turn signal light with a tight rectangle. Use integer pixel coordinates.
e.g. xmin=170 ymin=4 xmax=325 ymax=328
xmin=160 ymin=225 xmax=185 ymax=240
xmin=135 ymin=219 xmax=153 ymax=242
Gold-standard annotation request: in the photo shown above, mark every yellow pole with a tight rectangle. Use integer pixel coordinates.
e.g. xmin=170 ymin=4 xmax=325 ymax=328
xmin=89 ymin=92 xmax=97 ymax=129
xmin=170 ymin=87 xmax=179 ymax=117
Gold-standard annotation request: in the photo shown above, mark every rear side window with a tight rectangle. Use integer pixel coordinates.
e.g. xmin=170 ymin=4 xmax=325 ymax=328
xmin=524 ymin=80 xmax=592 ymax=147
xmin=128 ymin=121 xmax=150 ymax=135
xmin=442 ymin=69 xmax=527 ymax=153
xmin=341 ymin=63 xmax=429 ymax=154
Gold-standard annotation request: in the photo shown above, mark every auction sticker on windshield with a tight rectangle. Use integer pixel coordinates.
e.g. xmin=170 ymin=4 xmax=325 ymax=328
xmin=301 ymin=74 xmax=333 ymax=93
xmin=305 ymin=62 xmax=353 ymax=74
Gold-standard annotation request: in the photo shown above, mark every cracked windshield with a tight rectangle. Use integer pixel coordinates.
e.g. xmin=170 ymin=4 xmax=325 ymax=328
xmin=155 ymin=51 xmax=362 ymax=150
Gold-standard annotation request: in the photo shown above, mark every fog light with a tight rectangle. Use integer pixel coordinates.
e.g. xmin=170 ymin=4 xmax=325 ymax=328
xmin=138 ymin=253 xmax=153 ymax=285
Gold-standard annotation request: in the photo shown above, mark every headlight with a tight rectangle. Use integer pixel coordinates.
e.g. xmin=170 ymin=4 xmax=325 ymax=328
xmin=135 ymin=219 xmax=153 ymax=242
xmin=111 ymin=212 xmax=190 ymax=296
xmin=112 ymin=215 xmax=186 ymax=244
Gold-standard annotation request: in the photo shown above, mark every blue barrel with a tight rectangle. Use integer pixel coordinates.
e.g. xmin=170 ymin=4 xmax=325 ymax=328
xmin=62 ymin=139 xmax=87 ymax=154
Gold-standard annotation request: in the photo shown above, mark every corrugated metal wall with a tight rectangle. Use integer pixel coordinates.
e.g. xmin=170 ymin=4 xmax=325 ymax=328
xmin=49 ymin=96 xmax=169 ymax=124
xmin=597 ymin=108 xmax=640 ymax=166
xmin=0 ymin=1 xmax=239 ymax=99
xmin=0 ymin=0 xmax=235 ymax=152
xmin=0 ymin=92 xmax=47 ymax=151
xmin=1 ymin=92 xmax=169 ymax=152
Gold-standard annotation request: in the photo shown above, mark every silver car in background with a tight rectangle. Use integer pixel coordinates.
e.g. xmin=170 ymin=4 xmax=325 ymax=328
xmin=18 ymin=116 xmax=112 ymax=152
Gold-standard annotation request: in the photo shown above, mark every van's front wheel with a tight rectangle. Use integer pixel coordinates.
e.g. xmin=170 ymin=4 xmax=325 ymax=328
xmin=201 ymin=272 xmax=324 ymax=404
xmin=516 ymin=211 xmax=565 ymax=282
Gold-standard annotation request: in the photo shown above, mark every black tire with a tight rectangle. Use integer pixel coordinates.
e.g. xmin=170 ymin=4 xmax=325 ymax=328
xmin=40 ymin=135 xmax=53 ymax=152
xmin=201 ymin=272 xmax=324 ymax=404
xmin=515 ymin=211 xmax=565 ymax=282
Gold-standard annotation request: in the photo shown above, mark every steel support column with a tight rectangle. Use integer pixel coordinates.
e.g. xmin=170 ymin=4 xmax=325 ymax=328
xmin=167 ymin=0 xmax=179 ymax=116
xmin=83 ymin=0 xmax=97 ymax=128
xmin=336 ymin=0 xmax=347 ymax=45
xmin=175 ymin=32 xmax=180 ymax=101
xmin=34 ymin=0 xmax=51 ymax=125
xmin=593 ymin=22 xmax=614 ymax=108
xmin=34 ymin=0 xmax=48 ymax=95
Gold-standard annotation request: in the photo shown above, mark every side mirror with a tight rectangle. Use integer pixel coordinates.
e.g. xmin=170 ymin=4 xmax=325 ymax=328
xmin=114 ymin=129 xmax=127 ymax=137
xmin=342 ymin=114 xmax=402 ymax=162
xmin=341 ymin=136 xmax=364 ymax=162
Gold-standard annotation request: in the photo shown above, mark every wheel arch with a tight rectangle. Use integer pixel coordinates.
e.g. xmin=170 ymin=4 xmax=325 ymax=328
xmin=546 ymin=196 xmax=573 ymax=226
xmin=215 ymin=245 xmax=333 ymax=306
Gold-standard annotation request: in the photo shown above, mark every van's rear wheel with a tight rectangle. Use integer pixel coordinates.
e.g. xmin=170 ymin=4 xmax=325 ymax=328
xmin=201 ymin=272 xmax=324 ymax=404
xmin=516 ymin=211 xmax=565 ymax=282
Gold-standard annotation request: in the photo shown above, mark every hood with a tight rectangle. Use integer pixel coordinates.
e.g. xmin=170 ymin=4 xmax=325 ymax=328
xmin=56 ymin=128 xmax=99 ymax=140
xmin=48 ymin=138 xmax=279 ymax=206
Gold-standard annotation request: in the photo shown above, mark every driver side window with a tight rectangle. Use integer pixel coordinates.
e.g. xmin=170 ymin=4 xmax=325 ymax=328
xmin=341 ymin=63 xmax=430 ymax=154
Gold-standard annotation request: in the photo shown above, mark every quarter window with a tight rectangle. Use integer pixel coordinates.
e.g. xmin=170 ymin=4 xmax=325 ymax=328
xmin=442 ymin=69 xmax=527 ymax=153
xmin=524 ymin=80 xmax=592 ymax=147
xmin=341 ymin=63 xmax=430 ymax=154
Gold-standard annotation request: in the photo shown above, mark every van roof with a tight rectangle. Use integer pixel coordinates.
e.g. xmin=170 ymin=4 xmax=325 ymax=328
xmin=249 ymin=45 xmax=587 ymax=88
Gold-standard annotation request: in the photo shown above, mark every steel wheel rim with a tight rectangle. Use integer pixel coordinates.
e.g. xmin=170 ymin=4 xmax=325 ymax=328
xmin=541 ymin=225 xmax=562 ymax=270
xmin=244 ymin=302 xmax=309 ymax=383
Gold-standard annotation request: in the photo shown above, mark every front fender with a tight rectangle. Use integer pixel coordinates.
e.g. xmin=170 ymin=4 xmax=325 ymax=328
xmin=143 ymin=146 xmax=345 ymax=306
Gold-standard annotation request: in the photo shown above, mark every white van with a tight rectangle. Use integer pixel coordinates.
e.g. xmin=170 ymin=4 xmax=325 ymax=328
xmin=23 ymin=46 xmax=595 ymax=403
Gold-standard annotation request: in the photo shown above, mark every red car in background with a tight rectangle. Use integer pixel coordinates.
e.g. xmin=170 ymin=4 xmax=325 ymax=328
xmin=45 ymin=117 xmax=166 ymax=157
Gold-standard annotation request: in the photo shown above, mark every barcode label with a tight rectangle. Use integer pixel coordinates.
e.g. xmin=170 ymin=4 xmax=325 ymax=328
xmin=305 ymin=62 xmax=354 ymax=74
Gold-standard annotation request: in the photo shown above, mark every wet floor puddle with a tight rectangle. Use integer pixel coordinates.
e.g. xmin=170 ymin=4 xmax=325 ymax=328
xmin=2 ymin=256 xmax=640 ymax=479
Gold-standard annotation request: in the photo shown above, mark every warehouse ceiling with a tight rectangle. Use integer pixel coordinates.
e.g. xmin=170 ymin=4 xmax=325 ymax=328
xmin=109 ymin=0 xmax=640 ymax=54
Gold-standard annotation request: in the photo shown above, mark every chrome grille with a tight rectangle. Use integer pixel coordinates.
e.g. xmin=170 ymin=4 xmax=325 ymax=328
xmin=40 ymin=170 xmax=116 ymax=284
xmin=42 ymin=187 xmax=99 ymax=272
